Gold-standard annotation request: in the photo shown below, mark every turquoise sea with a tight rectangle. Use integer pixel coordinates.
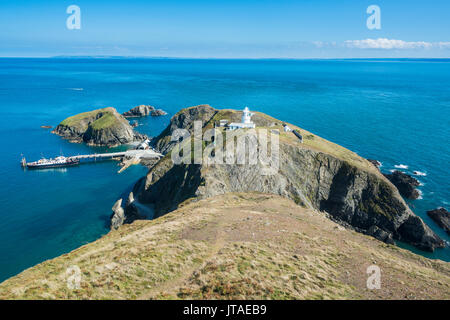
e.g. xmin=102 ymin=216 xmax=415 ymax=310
xmin=0 ymin=58 xmax=449 ymax=282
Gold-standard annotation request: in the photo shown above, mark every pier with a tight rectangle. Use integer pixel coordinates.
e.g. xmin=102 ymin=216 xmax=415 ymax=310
xmin=68 ymin=149 xmax=163 ymax=161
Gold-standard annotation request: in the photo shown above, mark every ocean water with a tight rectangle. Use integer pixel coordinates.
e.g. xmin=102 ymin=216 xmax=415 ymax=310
xmin=0 ymin=58 xmax=449 ymax=282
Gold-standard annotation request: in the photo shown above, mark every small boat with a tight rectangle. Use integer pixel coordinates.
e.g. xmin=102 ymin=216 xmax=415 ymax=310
xmin=24 ymin=156 xmax=79 ymax=169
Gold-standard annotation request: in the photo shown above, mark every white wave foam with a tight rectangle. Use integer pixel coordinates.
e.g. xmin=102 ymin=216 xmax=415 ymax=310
xmin=68 ymin=88 xmax=84 ymax=91
xmin=413 ymin=171 xmax=427 ymax=176
xmin=416 ymin=189 xmax=423 ymax=200
xmin=394 ymin=164 xmax=409 ymax=169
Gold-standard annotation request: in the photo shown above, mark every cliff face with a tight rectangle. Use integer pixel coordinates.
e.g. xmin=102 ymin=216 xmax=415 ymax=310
xmin=127 ymin=105 xmax=444 ymax=252
xmin=53 ymin=107 xmax=145 ymax=147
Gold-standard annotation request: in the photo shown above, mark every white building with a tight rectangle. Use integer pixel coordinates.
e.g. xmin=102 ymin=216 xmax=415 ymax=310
xmin=228 ymin=107 xmax=256 ymax=130
xmin=219 ymin=119 xmax=228 ymax=127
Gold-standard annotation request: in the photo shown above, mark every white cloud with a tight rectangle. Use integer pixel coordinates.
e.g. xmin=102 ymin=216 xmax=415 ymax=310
xmin=438 ymin=42 xmax=450 ymax=48
xmin=344 ymin=38 xmax=433 ymax=50
xmin=311 ymin=41 xmax=337 ymax=48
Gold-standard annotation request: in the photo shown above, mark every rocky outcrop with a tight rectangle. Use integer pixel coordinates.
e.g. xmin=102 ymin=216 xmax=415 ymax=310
xmin=123 ymin=105 xmax=444 ymax=252
xmin=151 ymin=104 xmax=217 ymax=154
xmin=151 ymin=109 xmax=167 ymax=116
xmin=110 ymin=199 xmax=125 ymax=230
xmin=367 ymin=159 xmax=381 ymax=169
xmin=366 ymin=225 xmax=394 ymax=244
xmin=123 ymin=105 xmax=155 ymax=117
xmin=123 ymin=105 xmax=168 ymax=118
xmin=427 ymin=208 xmax=450 ymax=235
xmin=52 ymin=107 xmax=146 ymax=147
xmin=110 ymin=193 xmax=147 ymax=230
xmin=383 ymin=170 xmax=421 ymax=199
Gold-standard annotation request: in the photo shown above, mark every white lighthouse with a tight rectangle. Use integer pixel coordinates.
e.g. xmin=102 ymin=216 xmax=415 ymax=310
xmin=228 ymin=107 xmax=256 ymax=130
xmin=241 ymin=107 xmax=254 ymax=124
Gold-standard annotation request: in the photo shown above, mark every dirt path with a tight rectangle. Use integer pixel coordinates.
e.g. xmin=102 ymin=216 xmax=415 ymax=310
xmin=138 ymin=212 xmax=228 ymax=299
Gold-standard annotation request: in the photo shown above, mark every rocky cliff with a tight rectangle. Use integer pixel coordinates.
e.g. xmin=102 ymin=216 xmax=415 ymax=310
xmin=123 ymin=105 xmax=443 ymax=252
xmin=52 ymin=107 xmax=146 ymax=147
xmin=383 ymin=170 xmax=421 ymax=200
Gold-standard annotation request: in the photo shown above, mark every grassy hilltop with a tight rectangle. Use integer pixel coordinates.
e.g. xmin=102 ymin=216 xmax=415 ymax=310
xmin=0 ymin=193 xmax=448 ymax=299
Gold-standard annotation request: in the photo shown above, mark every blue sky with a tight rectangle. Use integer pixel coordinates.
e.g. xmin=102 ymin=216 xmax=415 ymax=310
xmin=0 ymin=0 xmax=449 ymax=58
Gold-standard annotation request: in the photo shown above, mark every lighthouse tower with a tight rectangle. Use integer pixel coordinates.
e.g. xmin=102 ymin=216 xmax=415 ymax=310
xmin=241 ymin=107 xmax=254 ymax=124
xmin=228 ymin=107 xmax=256 ymax=130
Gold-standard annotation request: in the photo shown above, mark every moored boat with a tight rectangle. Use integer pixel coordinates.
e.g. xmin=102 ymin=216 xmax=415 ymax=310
xmin=24 ymin=156 xmax=79 ymax=169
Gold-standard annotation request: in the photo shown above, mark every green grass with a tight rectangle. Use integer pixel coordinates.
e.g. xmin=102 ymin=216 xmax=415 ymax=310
xmin=60 ymin=109 xmax=103 ymax=126
xmin=90 ymin=112 xmax=118 ymax=130
xmin=59 ymin=107 xmax=122 ymax=130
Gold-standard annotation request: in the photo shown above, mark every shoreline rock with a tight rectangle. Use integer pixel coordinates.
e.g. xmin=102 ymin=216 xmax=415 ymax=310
xmin=367 ymin=159 xmax=381 ymax=169
xmin=110 ymin=199 xmax=125 ymax=230
xmin=110 ymin=192 xmax=149 ymax=229
xmin=151 ymin=109 xmax=167 ymax=116
xmin=427 ymin=207 xmax=450 ymax=235
xmin=383 ymin=170 xmax=421 ymax=199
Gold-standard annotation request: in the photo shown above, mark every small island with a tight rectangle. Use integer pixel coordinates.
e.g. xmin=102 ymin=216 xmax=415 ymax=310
xmin=122 ymin=105 xmax=167 ymax=118
xmin=52 ymin=107 xmax=147 ymax=147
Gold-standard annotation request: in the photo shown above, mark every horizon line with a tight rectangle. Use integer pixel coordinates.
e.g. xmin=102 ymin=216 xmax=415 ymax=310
xmin=0 ymin=56 xmax=449 ymax=60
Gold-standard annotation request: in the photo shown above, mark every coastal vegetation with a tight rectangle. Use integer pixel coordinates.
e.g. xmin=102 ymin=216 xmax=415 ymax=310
xmin=0 ymin=193 xmax=448 ymax=299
